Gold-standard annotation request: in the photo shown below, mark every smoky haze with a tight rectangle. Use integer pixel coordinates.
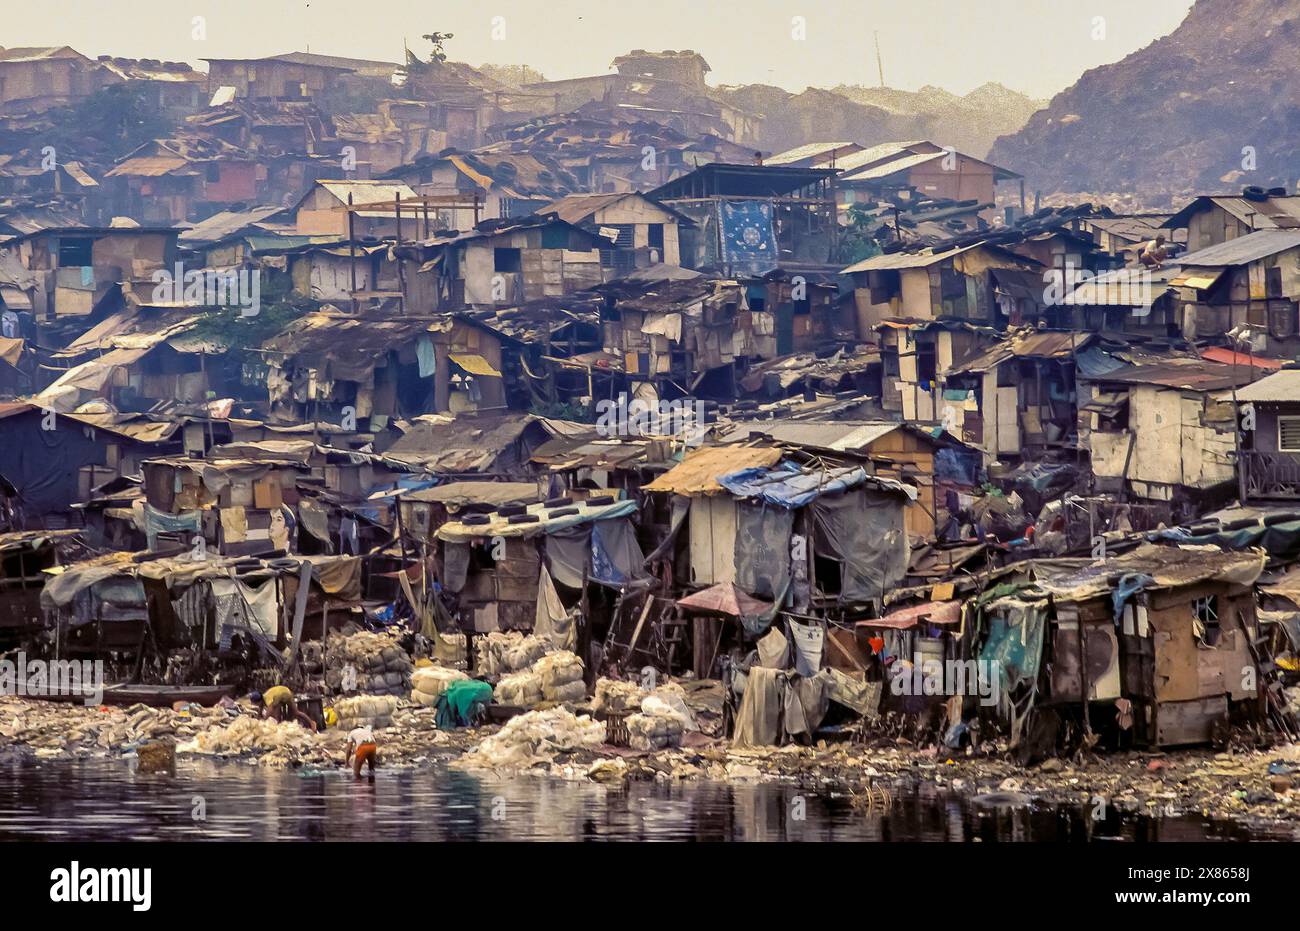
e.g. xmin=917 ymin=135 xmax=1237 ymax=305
xmin=17 ymin=0 xmax=1192 ymax=98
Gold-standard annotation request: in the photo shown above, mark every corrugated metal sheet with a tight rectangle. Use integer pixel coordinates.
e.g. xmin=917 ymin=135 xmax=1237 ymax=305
xmin=643 ymin=445 xmax=782 ymax=496
xmin=721 ymin=420 xmax=901 ymax=452
xmin=840 ymin=151 xmax=942 ymax=182
xmin=765 ymin=142 xmax=857 ymax=166
xmin=1062 ymin=266 xmax=1176 ymax=306
xmin=841 ymin=242 xmax=984 ymax=274
xmin=105 ymin=156 xmax=189 ymax=178
xmin=1235 ymin=369 xmax=1300 ymax=403
xmin=1175 ymin=230 xmax=1300 ymax=267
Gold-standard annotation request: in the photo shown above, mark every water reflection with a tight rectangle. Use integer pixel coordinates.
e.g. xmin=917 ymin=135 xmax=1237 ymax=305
xmin=0 ymin=758 xmax=1292 ymax=842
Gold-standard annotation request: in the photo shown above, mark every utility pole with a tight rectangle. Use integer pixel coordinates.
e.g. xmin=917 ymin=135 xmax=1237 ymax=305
xmin=874 ymin=31 xmax=885 ymax=88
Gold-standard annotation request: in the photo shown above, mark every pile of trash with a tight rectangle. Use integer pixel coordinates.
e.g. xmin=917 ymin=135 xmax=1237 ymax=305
xmin=323 ymin=629 xmax=413 ymax=697
xmin=473 ymin=632 xmax=549 ymax=678
xmin=626 ymin=684 xmax=698 ymax=750
xmin=454 ymin=707 xmax=605 ymax=771
xmin=186 ymin=714 xmax=318 ymax=757
xmin=409 ymin=665 xmax=468 ymax=707
xmin=332 ymin=694 xmax=399 ymax=731
xmin=592 ymin=677 xmax=646 ymax=714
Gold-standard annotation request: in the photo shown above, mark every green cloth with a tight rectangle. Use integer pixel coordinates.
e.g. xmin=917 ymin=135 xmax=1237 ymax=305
xmin=436 ymin=679 xmax=493 ymax=729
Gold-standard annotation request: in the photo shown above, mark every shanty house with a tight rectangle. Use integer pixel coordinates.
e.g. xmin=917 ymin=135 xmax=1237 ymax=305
xmin=944 ymin=329 xmax=1095 ymax=464
xmin=0 ymin=47 xmax=104 ymax=112
xmin=0 ymin=225 xmax=180 ymax=323
xmin=1162 ymin=191 xmax=1300 ymax=252
xmin=260 ymin=309 xmax=508 ymax=426
xmin=643 ymin=444 xmax=915 ymax=613
xmin=537 ymin=192 xmax=686 ymax=274
xmin=398 ymin=215 xmax=607 ymax=310
xmin=1083 ymin=357 xmax=1258 ymax=514
xmin=843 ymin=242 xmax=1039 ymax=337
xmin=1232 ymin=367 xmax=1300 ymax=503
xmin=289 ymin=179 xmax=420 ymax=240
xmin=1039 ymin=544 xmax=1264 ymax=748
xmin=719 ymin=420 xmax=981 ymax=542
xmin=648 ymin=162 xmax=840 ymax=274
xmin=832 ymin=141 xmax=1022 ymax=221
xmin=383 ymin=150 xmax=579 ymax=228
xmin=1168 ymin=230 xmax=1300 ymax=350
xmin=105 ymin=136 xmax=261 ymax=224
xmin=436 ymin=493 xmax=643 ymax=634
xmin=201 ymin=52 xmax=385 ymax=101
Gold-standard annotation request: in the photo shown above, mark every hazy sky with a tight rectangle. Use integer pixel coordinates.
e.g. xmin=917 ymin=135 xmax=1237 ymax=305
xmin=17 ymin=0 xmax=1195 ymax=98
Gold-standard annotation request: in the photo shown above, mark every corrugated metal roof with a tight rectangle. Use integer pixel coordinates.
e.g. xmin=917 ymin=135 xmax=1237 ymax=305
xmin=765 ymin=142 xmax=858 ymax=166
xmin=642 ymin=445 xmax=783 ymax=496
xmin=1090 ymin=359 xmax=1254 ymax=392
xmin=1200 ymin=347 xmax=1284 ymax=371
xmin=105 ymin=156 xmax=190 ymax=178
xmin=316 ymin=180 xmax=418 ymax=217
xmin=841 ymin=242 xmax=985 ymax=274
xmin=1062 ymin=265 xmax=1177 ymax=306
xmin=832 ymin=141 xmax=931 ymax=173
xmin=1175 ymin=230 xmax=1300 ymax=267
xmin=719 ymin=420 xmax=902 ymax=452
xmin=840 ymin=151 xmax=942 ymax=182
xmin=1235 ymin=369 xmax=1300 ymax=402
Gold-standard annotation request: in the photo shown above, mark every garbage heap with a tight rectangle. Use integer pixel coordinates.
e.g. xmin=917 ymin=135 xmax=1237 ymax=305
xmin=454 ymin=706 xmax=605 ymax=770
xmin=593 ymin=678 xmax=697 ymax=750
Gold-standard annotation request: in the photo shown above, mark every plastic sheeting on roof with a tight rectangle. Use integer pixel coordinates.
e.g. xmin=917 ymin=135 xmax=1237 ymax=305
xmin=715 ymin=460 xmax=916 ymax=509
xmin=642 ymin=445 xmax=783 ymax=496
xmin=436 ymin=496 xmax=636 ymax=542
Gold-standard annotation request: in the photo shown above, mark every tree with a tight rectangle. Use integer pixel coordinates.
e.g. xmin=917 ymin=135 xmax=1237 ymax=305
xmin=402 ymin=31 xmax=455 ymax=79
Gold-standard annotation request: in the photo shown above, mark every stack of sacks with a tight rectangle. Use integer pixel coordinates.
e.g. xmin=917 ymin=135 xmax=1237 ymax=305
xmin=332 ymin=694 xmax=399 ymax=731
xmin=324 ymin=630 xmax=413 ymax=696
xmin=409 ymin=666 xmax=469 ymax=707
xmin=535 ymin=651 xmax=586 ymax=703
xmin=626 ymin=684 xmax=696 ymax=750
xmin=474 ymin=632 xmax=548 ymax=679
xmin=592 ymin=677 xmax=646 ymax=715
xmin=495 ymin=670 xmax=544 ymax=708
xmin=645 ymin=682 xmax=698 ymax=731
xmin=455 ymin=707 xmax=604 ymax=770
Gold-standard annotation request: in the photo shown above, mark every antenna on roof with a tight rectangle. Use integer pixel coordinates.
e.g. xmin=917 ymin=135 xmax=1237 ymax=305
xmin=874 ymin=31 xmax=885 ymax=88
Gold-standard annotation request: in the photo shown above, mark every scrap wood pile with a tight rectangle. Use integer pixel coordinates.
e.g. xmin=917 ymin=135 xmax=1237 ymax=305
xmin=323 ymin=629 xmax=413 ymax=697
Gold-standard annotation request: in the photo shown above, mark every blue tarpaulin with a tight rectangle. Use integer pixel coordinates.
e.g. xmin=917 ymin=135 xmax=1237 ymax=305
xmin=718 ymin=200 xmax=778 ymax=275
xmin=716 ymin=460 xmax=914 ymax=509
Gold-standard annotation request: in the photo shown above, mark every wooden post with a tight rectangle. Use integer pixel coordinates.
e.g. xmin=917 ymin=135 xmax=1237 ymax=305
xmin=347 ymin=192 xmax=358 ymax=313
xmin=395 ymin=193 xmax=406 ymax=313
